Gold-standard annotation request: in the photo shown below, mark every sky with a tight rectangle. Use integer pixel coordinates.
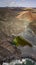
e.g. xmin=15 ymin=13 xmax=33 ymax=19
xmin=0 ymin=0 xmax=36 ymax=7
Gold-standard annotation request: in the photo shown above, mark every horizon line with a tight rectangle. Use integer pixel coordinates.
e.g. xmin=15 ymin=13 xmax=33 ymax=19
xmin=0 ymin=6 xmax=36 ymax=8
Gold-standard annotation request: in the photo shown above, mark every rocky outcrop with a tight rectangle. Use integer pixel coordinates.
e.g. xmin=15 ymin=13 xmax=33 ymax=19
xmin=0 ymin=7 xmax=36 ymax=63
xmin=0 ymin=8 xmax=36 ymax=36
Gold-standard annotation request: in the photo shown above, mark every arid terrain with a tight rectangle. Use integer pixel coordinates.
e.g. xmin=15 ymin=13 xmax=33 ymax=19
xmin=0 ymin=7 xmax=36 ymax=62
xmin=0 ymin=7 xmax=36 ymax=36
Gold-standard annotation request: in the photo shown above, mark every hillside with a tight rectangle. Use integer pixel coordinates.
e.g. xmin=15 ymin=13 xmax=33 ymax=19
xmin=0 ymin=7 xmax=36 ymax=62
xmin=0 ymin=7 xmax=36 ymax=36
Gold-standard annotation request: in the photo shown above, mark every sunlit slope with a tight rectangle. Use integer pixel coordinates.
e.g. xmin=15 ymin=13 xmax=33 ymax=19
xmin=0 ymin=8 xmax=36 ymax=36
xmin=16 ymin=11 xmax=33 ymax=21
xmin=16 ymin=11 xmax=36 ymax=35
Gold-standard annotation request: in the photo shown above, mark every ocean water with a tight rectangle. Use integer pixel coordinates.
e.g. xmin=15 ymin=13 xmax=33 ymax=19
xmin=8 ymin=58 xmax=36 ymax=65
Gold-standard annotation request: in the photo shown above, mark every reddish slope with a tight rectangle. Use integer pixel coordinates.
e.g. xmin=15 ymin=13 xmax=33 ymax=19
xmin=16 ymin=11 xmax=35 ymax=21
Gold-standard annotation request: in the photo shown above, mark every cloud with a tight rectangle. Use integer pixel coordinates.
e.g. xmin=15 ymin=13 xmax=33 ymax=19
xmin=0 ymin=0 xmax=36 ymax=7
xmin=8 ymin=2 xmax=16 ymax=7
xmin=8 ymin=0 xmax=36 ymax=7
xmin=9 ymin=2 xmax=22 ymax=7
xmin=8 ymin=0 xmax=25 ymax=7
